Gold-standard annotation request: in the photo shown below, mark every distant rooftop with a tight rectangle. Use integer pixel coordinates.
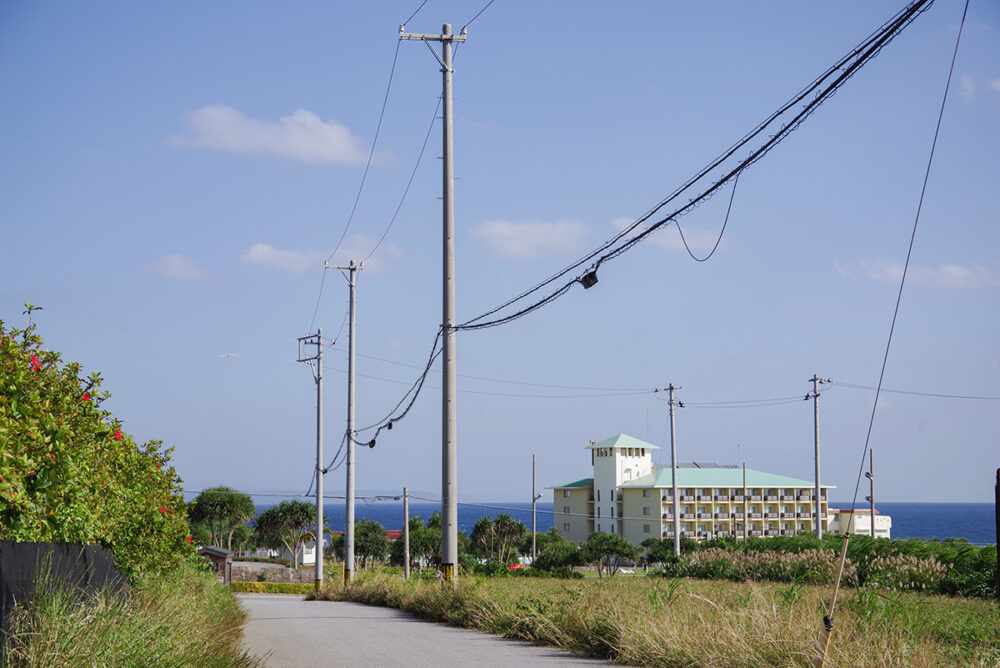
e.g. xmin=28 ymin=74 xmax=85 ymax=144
xmin=622 ymin=467 xmax=833 ymax=489
xmin=585 ymin=434 xmax=659 ymax=450
xmin=551 ymin=477 xmax=594 ymax=490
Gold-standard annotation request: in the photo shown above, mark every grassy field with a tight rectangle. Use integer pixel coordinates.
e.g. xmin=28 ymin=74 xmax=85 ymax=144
xmin=319 ymin=572 xmax=1000 ymax=667
xmin=2 ymin=566 xmax=262 ymax=667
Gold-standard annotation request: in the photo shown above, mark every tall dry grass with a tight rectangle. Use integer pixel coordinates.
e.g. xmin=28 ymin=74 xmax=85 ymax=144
xmin=320 ymin=573 xmax=1000 ymax=667
xmin=2 ymin=565 xmax=262 ymax=667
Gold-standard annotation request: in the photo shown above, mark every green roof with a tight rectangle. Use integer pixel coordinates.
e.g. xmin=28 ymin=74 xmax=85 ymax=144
xmin=585 ymin=434 xmax=660 ymax=450
xmin=551 ymin=477 xmax=593 ymax=489
xmin=620 ymin=467 xmax=834 ymax=489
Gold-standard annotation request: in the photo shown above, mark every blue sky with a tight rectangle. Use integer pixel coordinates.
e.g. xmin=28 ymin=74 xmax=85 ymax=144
xmin=2 ymin=1 xmax=998 ymax=507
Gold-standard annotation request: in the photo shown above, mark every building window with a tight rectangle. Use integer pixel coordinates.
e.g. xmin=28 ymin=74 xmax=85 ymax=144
xmin=641 ymin=448 xmax=645 ymax=456
xmin=563 ymin=523 xmax=570 ymax=532
xmin=563 ymin=506 xmax=570 ymax=514
xmin=563 ymin=490 xmax=570 ymax=498
xmin=597 ymin=508 xmax=600 ymax=517
xmin=597 ymin=490 xmax=600 ymax=502
xmin=611 ymin=525 xmax=615 ymax=534
xmin=643 ymin=507 xmax=650 ymax=516
xmin=611 ymin=507 xmax=615 ymax=518
xmin=642 ymin=489 xmax=650 ymax=498
xmin=643 ymin=524 xmax=651 ymax=533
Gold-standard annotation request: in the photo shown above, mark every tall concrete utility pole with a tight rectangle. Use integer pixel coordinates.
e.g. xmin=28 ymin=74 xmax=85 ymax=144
xmin=403 ymin=487 xmax=411 ymax=580
xmin=297 ymin=329 xmax=325 ymax=590
xmin=531 ymin=454 xmax=542 ymax=562
xmin=327 ymin=260 xmax=362 ymax=583
xmin=400 ymin=22 xmax=467 ymax=588
xmin=808 ymin=374 xmax=829 ymax=539
xmin=668 ymin=383 xmax=682 ymax=556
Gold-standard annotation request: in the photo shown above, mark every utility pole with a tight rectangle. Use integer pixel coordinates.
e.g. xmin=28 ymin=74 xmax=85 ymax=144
xmin=668 ymin=383 xmax=682 ymax=556
xmin=865 ymin=450 xmax=875 ymax=537
xmin=403 ymin=487 xmax=411 ymax=580
xmin=327 ymin=260 xmax=362 ymax=584
xmin=531 ymin=454 xmax=542 ymax=563
xmin=297 ymin=329 xmax=325 ymax=591
xmin=808 ymin=375 xmax=829 ymax=539
xmin=400 ymin=22 xmax=467 ymax=588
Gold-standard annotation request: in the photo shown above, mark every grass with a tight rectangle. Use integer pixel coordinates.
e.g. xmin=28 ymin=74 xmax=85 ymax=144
xmin=318 ymin=571 xmax=1000 ymax=667
xmin=2 ymin=565 xmax=263 ymax=667
xmin=230 ymin=581 xmax=314 ymax=595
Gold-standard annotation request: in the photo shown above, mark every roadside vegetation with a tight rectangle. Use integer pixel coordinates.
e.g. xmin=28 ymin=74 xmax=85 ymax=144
xmin=3 ymin=566 xmax=261 ymax=667
xmin=1 ymin=312 xmax=258 ymax=666
xmin=320 ymin=571 xmax=1000 ymax=667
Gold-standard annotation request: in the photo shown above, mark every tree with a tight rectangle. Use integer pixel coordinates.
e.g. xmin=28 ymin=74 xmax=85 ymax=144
xmin=581 ymin=532 xmax=638 ymax=577
xmin=470 ymin=514 xmax=527 ymax=564
xmin=188 ymin=486 xmax=255 ymax=551
xmin=642 ymin=537 xmax=674 ymax=567
xmin=355 ymin=519 xmax=389 ymax=570
xmin=255 ymin=500 xmax=316 ymax=569
xmin=533 ymin=540 xmax=581 ymax=572
xmin=0 ymin=314 xmax=192 ymax=580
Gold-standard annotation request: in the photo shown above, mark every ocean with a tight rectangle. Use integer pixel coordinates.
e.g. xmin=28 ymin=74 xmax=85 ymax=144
xmin=262 ymin=500 xmax=996 ymax=546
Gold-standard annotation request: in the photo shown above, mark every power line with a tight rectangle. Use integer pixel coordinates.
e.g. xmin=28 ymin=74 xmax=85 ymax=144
xmin=462 ymin=0 xmax=497 ymax=30
xmin=453 ymin=0 xmax=933 ymax=333
xmin=364 ymin=97 xmax=441 ymax=263
xmin=832 ymin=381 xmax=1000 ymax=401
xmin=675 ymin=171 xmax=740 ymax=262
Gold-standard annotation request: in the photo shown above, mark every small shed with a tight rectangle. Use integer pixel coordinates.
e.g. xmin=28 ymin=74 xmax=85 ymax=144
xmin=197 ymin=546 xmax=233 ymax=586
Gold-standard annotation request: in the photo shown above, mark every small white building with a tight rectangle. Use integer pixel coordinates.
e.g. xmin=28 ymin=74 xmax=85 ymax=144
xmin=828 ymin=508 xmax=891 ymax=539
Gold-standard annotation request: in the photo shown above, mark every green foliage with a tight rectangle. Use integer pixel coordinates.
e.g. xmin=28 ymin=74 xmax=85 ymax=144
xmin=355 ymin=519 xmax=389 ymax=569
xmin=254 ymin=500 xmax=317 ymax=569
xmin=0 ymin=317 xmax=194 ymax=580
xmin=188 ymin=486 xmax=256 ymax=550
xmin=2 ymin=564 xmax=261 ymax=666
xmin=470 ymin=513 xmax=527 ymax=564
xmin=533 ymin=540 xmax=581 ymax=572
xmin=580 ymin=532 xmax=637 ymax=577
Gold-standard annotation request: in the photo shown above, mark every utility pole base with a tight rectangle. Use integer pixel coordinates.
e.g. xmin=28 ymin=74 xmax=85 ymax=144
xmin=441 ymin=563 xmax=455 ymax=587
xmin=343 ymin=568 xmax=351 ymax=586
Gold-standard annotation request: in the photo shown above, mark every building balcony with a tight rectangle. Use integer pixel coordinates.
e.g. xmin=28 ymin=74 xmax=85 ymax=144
xmin=764 ymin=530 xmax=779 ymax=536
xmin=731 ymin=512 xmax=744 ymax=519
xmin=750 ymin=496 xmax=763 ymax=502
xmin=661 ymin=495 xmax=673 ymax=502
xmin=697 ymin=495 xmax=713 ymax=502
xmin=681 ymin=496 xmax=695 ymax=502
xmin=616 ymin=494 xmax=623 ymax=502
xmin=714 ymin=513 xmax=728 ymax=519
xmin=588 ymin=494 xmax=594 ymax=501
xmin=714 ymin=495 xmax=729 ymax=501
xmin=697 ymin=513 xmax=713 ymax=520
xmin=730 ymin=495 xmax=745 ymax=502
xmin=781 ymin=513 xmax=796 ymax=519
xmin=764 ymin=513 xmax=779 ymax=519
xmin=796 ymin=495 xmax=811 ymax=501
xmin=781 ymin=496 xmax=795 ymax=502
xmin=697 ymin=531 xmax=709 ymax=538
xmin=749 ymin=513 xmax=763 ymax=519
xmin=780 ymin=530 xmax=796 ymax=536
xmin=662 ymin=513 xmax=674 ymax=520
xmin=797 ymin=512 xmax=812 ymax=518
xmin=681 ymin=513 xmax=695 ymax=519
xmin=750 ymin=530 xmax=763 ymax=537
xmin=716 ymin=531 xmax=730 ymax=537
xmin=764 ymin=495 xmax=778 ymax=502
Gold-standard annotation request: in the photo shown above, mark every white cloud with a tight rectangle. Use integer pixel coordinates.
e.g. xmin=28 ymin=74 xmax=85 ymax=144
xmin=142 ymin=254 xmax=214 ymax=281
xmin=958 ymin=75 xmax=1000 ymax=102
xmin=169 ymin=106 xmax=389 ymax=164
xmin=472 ymin=219 xmax=590 ymax=258
xmin=834 ymin=260 xmax=997 ymax=289
xmin=611 ymin=217 xmax=721 ymax=253
xmin=241 ymin=236 xmax=402 ymax=274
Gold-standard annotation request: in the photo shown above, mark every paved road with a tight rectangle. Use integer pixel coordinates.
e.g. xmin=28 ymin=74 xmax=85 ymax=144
xmin=237 ymin=594 xmax=608 ymax=667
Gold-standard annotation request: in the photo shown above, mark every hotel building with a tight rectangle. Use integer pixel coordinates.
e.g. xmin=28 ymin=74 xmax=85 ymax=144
xmin=552 ymin=434 xmax=834 ymax=546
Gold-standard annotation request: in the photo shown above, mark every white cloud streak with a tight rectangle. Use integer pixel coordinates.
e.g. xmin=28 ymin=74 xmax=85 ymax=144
xmin=472 ymin=219 xmax=590 ymax=258
xmin=169 ymin=106 xmax=389 ymax=164
xmin=834 ymin=260 xmax=997 ymax=289
xmin=142 ymin=254 xmax=215 ymax=281
xmin=240 ymin=236 xmax=402 ymax=274
xmin=959 ymin=74 xmax=1000 ymax=102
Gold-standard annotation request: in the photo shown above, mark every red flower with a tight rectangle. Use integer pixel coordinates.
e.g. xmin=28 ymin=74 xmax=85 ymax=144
xmin=186 ymin=535 xmax=192 ymax=543
xmin=82 ymin=393 xmax=90 ymax=402
xmin=159 ymin=507 xmax=166 ymax=514
xmin=114 ymin=430 xmax=122 ymax=441
xmin=30 ymin=355 xmax=40 ymax=371
xmin=156 ymin=465 xmax=161 ymax=470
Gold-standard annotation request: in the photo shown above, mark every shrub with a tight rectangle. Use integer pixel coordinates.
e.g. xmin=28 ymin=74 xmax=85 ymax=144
xmin=0 ymin=316 xmax=194 ymax=580
xmin=230 ymin=581 xmax=313 ymax=595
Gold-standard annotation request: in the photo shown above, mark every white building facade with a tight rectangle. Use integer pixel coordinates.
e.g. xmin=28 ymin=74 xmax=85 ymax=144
xmin=552 ymin=434 xmax=846 ymax=546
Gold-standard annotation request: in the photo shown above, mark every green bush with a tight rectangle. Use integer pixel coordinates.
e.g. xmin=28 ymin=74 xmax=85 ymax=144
xmin=0 ymin=316 xmax=194 ymax=580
